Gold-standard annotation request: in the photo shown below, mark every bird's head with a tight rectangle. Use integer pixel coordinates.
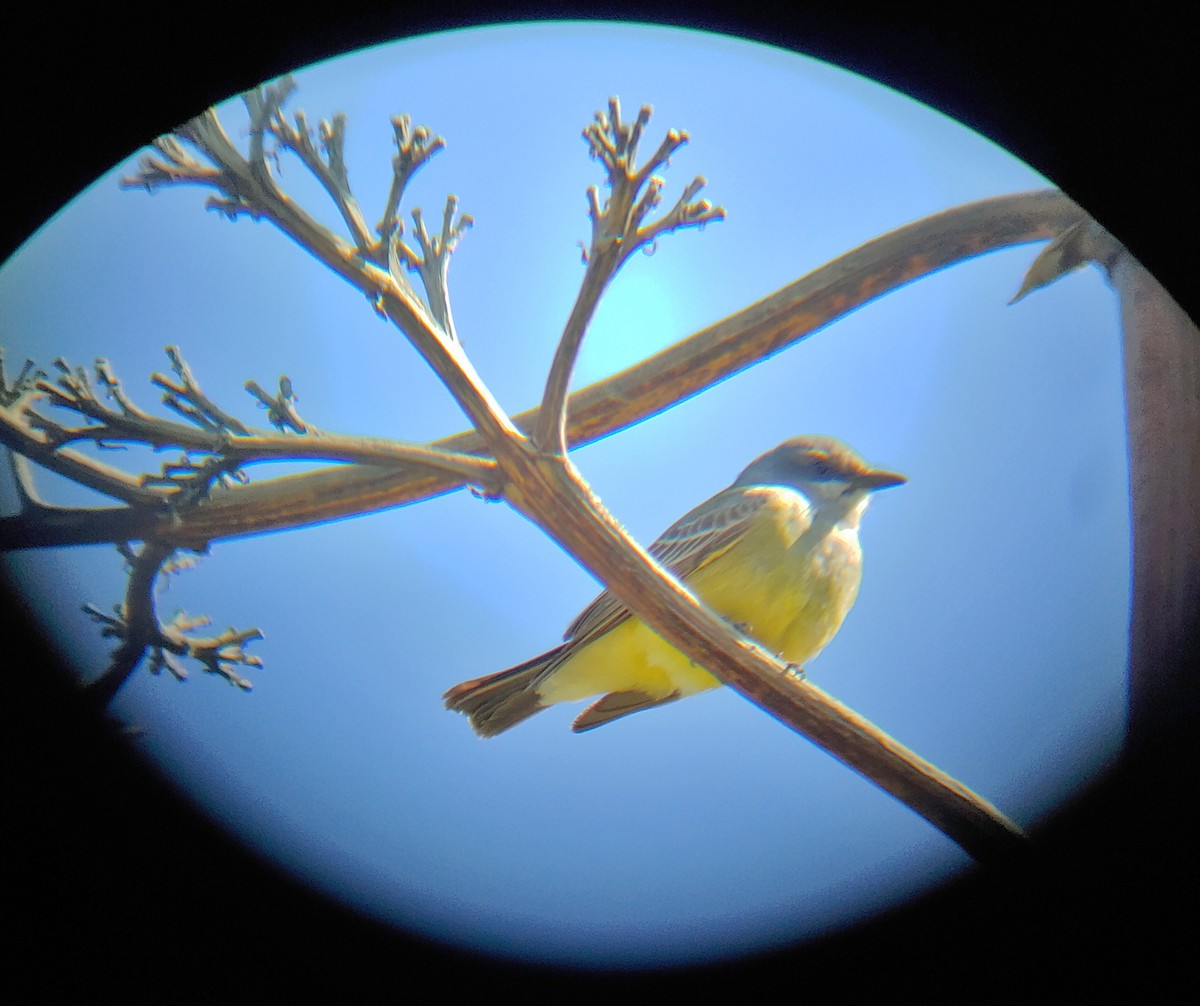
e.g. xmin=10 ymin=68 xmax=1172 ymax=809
xmin=733 ymin=436 xmax=906 ymax=523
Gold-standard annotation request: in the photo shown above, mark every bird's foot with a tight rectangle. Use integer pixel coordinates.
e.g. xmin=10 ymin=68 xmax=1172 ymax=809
xmin=782 ymin=662 xmax=807 ymax=683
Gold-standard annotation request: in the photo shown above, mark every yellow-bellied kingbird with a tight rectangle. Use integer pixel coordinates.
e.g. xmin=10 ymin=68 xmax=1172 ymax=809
xmin=444 ymin=435 xmax=905 ymax=736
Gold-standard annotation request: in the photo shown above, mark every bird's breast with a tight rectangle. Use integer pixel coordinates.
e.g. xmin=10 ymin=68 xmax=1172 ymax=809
xmin=688 ymin=494 xmax=864 ymax=666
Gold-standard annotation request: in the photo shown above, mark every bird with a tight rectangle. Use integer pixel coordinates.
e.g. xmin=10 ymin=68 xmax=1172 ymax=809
xmin=444 ymin=435 xmax=905 ymax=737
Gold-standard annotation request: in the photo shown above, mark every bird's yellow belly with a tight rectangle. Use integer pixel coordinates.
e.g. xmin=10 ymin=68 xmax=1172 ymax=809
xmin=540 ymin=507 xmax=863 ymax=705
xmin=538 ymin=618 xmax=720 ymax=703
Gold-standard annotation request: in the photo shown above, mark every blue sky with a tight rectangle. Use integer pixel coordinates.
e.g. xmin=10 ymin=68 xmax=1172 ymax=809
xmin=0 ymin=23 xmax=1129 ymax=968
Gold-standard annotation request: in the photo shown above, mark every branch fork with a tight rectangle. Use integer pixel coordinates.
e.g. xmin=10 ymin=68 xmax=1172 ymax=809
xmin=389 ymin=197 xmax=474 ymax=338
xmin=534 ymin=97 xmax=726 ymax=456
xmin=124 ymin=79 xmax=458 ymax=341
xmin=80 ymin=540 xmax=263 ymax=707
xmin=581 ymin=97 xmax=724 ymax=270
xmin=6 ymin=79 xmax=1057 ymax=862
xmin=245 ymin=375 xmax=309 ymax=434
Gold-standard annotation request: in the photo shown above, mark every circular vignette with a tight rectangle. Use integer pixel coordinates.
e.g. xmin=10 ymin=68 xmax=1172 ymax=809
xmin=3 ymin=7 xmax=1196 ymax=997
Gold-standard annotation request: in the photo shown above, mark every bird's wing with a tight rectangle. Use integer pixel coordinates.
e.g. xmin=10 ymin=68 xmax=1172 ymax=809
xmin=563 ymin=486 xmax=788 ymax=646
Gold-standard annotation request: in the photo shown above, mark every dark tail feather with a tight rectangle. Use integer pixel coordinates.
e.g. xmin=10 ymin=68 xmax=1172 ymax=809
xmin=443 ymin=644 xmax=568 ymax=738
xmin=572 ymin=689 xmax=682 ymax=732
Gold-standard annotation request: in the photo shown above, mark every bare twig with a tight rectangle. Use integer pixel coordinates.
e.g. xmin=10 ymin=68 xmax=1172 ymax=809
xmin=222 ymin=434 xmax=500 ymax=489
xmin=244 ymin=375 xmax=309 ymax=433
xmin=0 ymin=350 xmax=46 ymax=407
xmin=1 ymin=396 xmax=174 ymax=506
xmin=81 ymin=539 xmax=263 ymax=705
xmin=270 ymin=105 xmax=374 ymax=252
xmin=243 ymin=76 xmax=296 ymax=191
xmin=375 ymin=114 xmax=446 ymax=256
xmin=141 ymin=452 xmax=248 ymax=506
xmin=391 ymin=196 xmax=474 ymax=337
xmin=3 ymin=350 xmax=502 ymax=509
xmin=152 ymin=345 xmax=252 ymax=436
xmin=534 ymin=98 xmax=725 ymax=456
xmin=123 ymin=85 xmax=506 ymax=450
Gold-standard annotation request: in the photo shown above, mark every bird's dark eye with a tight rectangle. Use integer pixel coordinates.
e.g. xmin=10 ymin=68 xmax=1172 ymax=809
xmin=809 ymin=458 xmax=832 ymax=478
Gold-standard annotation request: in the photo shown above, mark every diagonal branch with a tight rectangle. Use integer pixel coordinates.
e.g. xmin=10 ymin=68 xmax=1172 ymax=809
xmin=0 ymin=408 xmax=173 ymax=506
xmin=497 ymin=452 xmax=1026 ymax=862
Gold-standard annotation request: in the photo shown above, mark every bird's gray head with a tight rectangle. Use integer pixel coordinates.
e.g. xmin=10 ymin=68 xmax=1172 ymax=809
xmin=733 ymin=435 xmax=906 ymax=524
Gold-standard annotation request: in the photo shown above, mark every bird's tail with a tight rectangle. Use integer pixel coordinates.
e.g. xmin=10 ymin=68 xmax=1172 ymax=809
xmin=443 ymin=644 xmax=568 ymax=738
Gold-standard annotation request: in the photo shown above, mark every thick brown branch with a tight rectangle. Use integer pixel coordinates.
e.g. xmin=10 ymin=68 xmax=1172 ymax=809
xmin=222 ymin=434 xmax=500 ymax=490
xmin=0 ymin=189 xmax=1083 ymax=552
xmin=1111 ymin=253 xmax=1200 ymax=743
